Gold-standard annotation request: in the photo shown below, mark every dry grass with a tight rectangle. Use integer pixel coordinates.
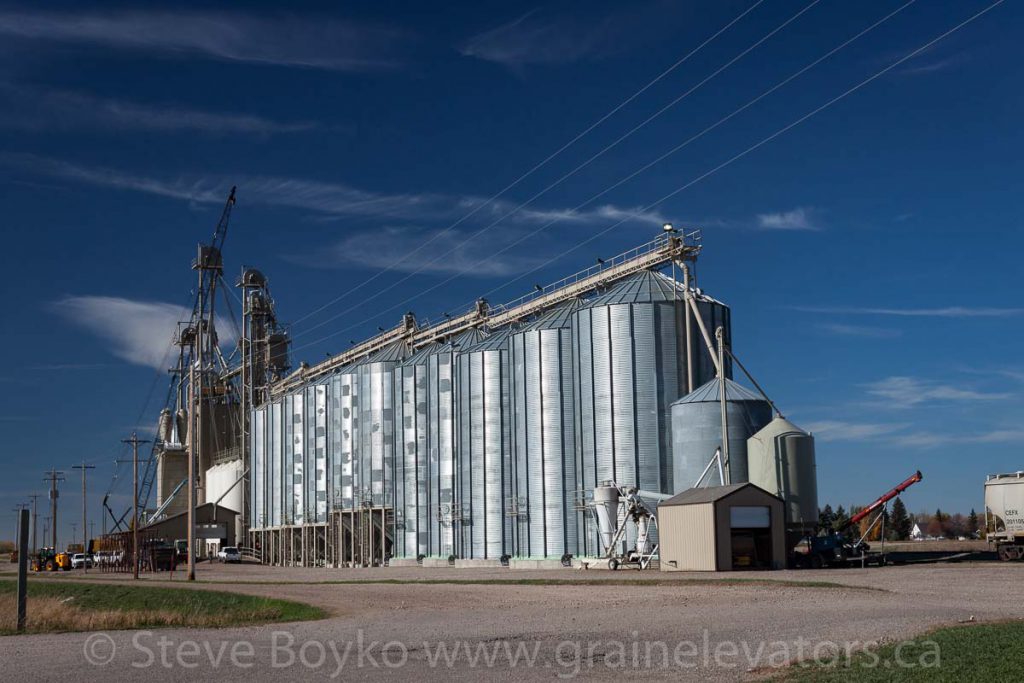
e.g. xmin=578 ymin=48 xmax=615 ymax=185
xmin=0 ymin=594 xmax=288 ymax=633
xmin=0 ymin=581 xmax=325 ymax=635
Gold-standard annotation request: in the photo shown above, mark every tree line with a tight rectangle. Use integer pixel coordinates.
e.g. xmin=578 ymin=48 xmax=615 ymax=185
xmin=818 ymin=498 xmax=982 ymax=541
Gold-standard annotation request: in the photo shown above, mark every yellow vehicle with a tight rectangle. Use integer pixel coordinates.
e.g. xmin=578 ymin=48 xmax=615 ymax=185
xmin=31 ymin=547 xmax=72 ymax=571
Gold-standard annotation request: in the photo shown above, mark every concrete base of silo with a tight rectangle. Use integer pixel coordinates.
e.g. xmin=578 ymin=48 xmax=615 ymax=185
xmin=454 ymin=558 xmax=505 ymax=568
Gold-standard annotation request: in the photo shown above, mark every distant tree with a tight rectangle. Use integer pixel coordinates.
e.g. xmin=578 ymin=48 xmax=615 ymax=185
xmin=891 ymin=498 xmax=912 ymax=540
xmin=927 ymin=508 xmax=948 ymax=538
xmin=968 ymin=509 xmax=980 ymax=537
xmin=833 ymin=506 xmax=849 ymax=534
xmin=948 ymin=513 xmax=967 ymax=539
xmin=819 ymin=504 xmax=835 ymax=530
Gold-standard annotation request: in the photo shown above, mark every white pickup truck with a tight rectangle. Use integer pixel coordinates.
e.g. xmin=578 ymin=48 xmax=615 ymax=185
xmin=217 ymin=546 xmax=241 ymax=563
xmin=986 ymin=472 xmax=1024 ymax=561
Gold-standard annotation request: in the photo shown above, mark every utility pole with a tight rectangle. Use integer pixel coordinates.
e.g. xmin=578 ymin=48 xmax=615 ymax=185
xmin=27 ymin=494 xmax=40 ymax=554
xmin=188 ymin=357 xmax=197 ymax=581
xmin=121 ymin=433 xmax=150 ymax=580
xmin=72 ymin=462 xmax=95 ymax=572
xmin=11 ymin=504 xmax=28 ymax=545
xmin=44 ymin=469 xmax=65 ymax=550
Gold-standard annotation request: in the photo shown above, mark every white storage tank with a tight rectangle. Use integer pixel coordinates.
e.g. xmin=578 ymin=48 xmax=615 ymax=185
xmin=746 ymin=416 xmax=818 ymax=535
xmin=205 ymin=460 xmax=245 ymax=513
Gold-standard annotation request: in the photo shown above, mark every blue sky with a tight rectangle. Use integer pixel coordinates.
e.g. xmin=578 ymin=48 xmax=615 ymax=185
xmin=1 ymin=0 xmax=1021 ymax=543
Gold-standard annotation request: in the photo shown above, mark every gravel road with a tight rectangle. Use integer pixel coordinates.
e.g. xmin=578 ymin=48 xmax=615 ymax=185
xmin=2 ymin=562 xmax=1021 ymax=681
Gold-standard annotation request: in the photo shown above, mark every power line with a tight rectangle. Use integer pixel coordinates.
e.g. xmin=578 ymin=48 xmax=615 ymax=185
xmin=465 ymin=0 xmax=1007 ymax=307
xmin=287 ymin=0 xmax=916 ymax=356
xmin=286 ymin=0 xmax=769 ymax=331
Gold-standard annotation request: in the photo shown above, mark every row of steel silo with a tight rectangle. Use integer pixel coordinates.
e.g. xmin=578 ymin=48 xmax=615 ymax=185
xmin=251 ymin=269 xmax=732 ymax=560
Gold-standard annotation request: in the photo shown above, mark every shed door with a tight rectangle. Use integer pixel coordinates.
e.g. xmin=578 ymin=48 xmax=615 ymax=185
xmin=729 ymin=505 xmax=772 ymax=569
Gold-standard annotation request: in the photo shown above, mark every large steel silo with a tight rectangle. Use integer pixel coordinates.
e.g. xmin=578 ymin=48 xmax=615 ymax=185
xmin=573 ymin=270 xmax=729 ymax=499
xmin=456 ymin=328 xmax=513 ymax=559
xmin=251 ymin=406 xmax=266 ymax=528
xmin=394 ymin=330 xmax=484 ymax=558
xmin=352 ymin=342 xmax=408 ymax=515
xmin=746 ymin=416 xmax=818 ymax=538
xmin=394 ymin=343 xmax=435 ymax=558
xmin=510 ymin=301 xmax=580 ymax=559
xmin=670 ymin=378 xmax=773 ymax=491
xmin=335 ymin=366 xmax=358 ymax=511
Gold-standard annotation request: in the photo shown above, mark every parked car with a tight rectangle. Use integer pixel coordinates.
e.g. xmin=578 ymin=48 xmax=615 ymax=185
xmin=70 ymin=553 xmax=94 ymax=569
xmin=217 ymin=546 xmax=241 ymax=563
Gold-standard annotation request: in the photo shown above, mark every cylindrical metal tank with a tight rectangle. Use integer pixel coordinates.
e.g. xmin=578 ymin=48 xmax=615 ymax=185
xmin=335 ymin=366 xmax=358 ymax=512
xmin=393 ymin=332 xmax=485 ymax=559
xmin=394 ymin=343 xmax=435 ymax=558
xmin=593 ymin=482 xmax=620 ymax=555
xmin=351 ymin=342 xmax=407 ymax=562
xmin=205 ymin=460 xmax=244 ymax=513
xmin=510 ymin=301 xmax=579 ymax=558
xmin=251 ymin=406 xmax=266 ymax=528
xmin=573 ymin=270 xmax=729 ymax=500
xmin=157 ymin=408 xmax=174 ymax=444
xmin=670 ymin=378 xmax=773 ymax=491
xmin=746 ymin=416 xmax=818 ymax=534
xmin=156 ymin=447 xmax=188 ymax=518
xmin=456 ymin=328 xmax=513 ymax=559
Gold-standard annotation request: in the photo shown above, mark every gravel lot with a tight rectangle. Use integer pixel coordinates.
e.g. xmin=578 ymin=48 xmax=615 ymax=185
xmin=3 ymin=561 xmax=1021 ymax=681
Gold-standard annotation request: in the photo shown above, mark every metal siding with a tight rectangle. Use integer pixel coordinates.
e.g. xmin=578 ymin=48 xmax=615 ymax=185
xmin=660 ymin=504 xmax=716 ymax=571
xmin=270 ymin=401 xmax=282 ymax=527
xmin=315 ymin=383 xmax=328 ymax=522
xmin=609 ymin=305 xmax=636 ymax=488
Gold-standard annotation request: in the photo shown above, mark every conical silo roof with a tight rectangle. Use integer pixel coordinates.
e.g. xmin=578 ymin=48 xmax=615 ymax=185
xmin=751 ymin=416 xmax=809 ymax=439
xmin=403 ymin=328 xmax=485 ymax=365
xmin=525 ymin=299 xmax=581 ymax=331
xmin=586 ymin=270 xmax=683 ymax=306
xmin=463 ymin=326 xmax=513 ymax=352
xmin=672 ymin=377 xmax=766 ymax=405
xmin=351 ymin=340 xmax=409 ymax=367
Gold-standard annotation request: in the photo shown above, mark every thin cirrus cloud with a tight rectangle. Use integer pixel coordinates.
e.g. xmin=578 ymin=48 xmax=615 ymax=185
xmin=4 ymin=153 xmax=668 ymax=228
xmin=51 ymin=295 xmax=236 ymax=369
xmin=756 ymin=207 xmax=818 ymax=231
xmin=818 ymin=323 xmax=901 ymax=339
xmin=792 ymin=305 xmax=1024 ymax=318
xmin=804 ymin=419 xmax=1024 ymax=449
xmin=0 ymin=10 xmax=406 ymax=71
xmin=0 ymin=84 xmax=318 ymax=135
xmin=802 ymin=420 xmax=908 ymax=442
xmin=863 ymin=376 xmax=1011 ymax=408
xmin=462 ymin=9 xmax=613 ymax=67
xmin=288 ymin=226 xmax=550 ymax=277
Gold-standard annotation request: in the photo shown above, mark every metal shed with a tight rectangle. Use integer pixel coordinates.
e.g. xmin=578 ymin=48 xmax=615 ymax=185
xmin=658 ymin=483 xmax=785 ymax=571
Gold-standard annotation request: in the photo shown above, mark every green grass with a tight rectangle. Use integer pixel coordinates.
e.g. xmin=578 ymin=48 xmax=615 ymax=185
xmin=779 ymin=621 xmax=1024 ymax=682
xmin=0 ymin=579 xmax=325 ymax=635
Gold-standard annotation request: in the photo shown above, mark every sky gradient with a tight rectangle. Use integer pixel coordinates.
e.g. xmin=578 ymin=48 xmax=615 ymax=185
xmin=1 ymin=0 xmax=1021 ymax=544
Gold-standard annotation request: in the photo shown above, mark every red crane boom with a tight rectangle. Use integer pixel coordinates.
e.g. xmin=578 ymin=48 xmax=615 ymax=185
xmin=841 ymin=470 xmax=923 ymax=531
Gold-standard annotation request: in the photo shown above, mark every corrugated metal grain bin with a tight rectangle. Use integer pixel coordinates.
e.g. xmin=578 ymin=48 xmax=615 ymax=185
xmin=456 ymin=328 xmax=513 ymax=559
xmin=510 ymin=301 xmax=580 ymax=559
xmin=670 ymin=378 xmax=772 ymax=491
xmin=746 ymin=417 xmax=818 ymax=538
xmin=393 ymin=330 xmax=485 ymax=558
xmin=572 ymin=270 xmax=728 ymax=551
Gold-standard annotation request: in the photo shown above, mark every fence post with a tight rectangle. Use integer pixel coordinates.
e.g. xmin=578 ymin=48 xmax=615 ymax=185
xmin=17 ymin=508 xmax=29 ymax=632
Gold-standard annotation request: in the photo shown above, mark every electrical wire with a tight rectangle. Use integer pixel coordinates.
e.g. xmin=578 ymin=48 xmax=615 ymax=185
xmin=286 ymin=0 xmax=768 ymax=331
xmin=287 ymin=0 xmax=920 ymax=357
